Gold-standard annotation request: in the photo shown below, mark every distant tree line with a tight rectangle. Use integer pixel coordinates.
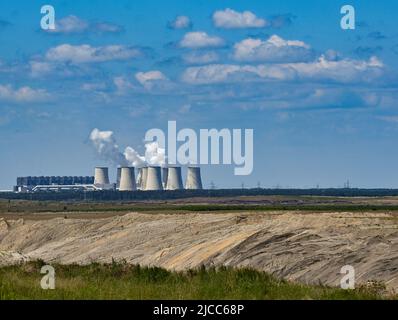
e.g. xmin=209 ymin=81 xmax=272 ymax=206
xmin=2 ymin=188 xmax=398 ymax=201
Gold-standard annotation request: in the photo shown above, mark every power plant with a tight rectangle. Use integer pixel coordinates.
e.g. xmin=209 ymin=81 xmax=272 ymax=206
xmin=118 ymin=167 xmax=137 ymax=191
xmin=14 ymin=166 xmax=203 ymax=193
xmin=166 ymin=167 xmax=184 ymax=190
xmin=94 ymin=167 xmax=110 ymax=185
xmin=186 ymin=167 xmax=203 ymax=190
xmin=145 ymin=167 xmax=163 ymax=191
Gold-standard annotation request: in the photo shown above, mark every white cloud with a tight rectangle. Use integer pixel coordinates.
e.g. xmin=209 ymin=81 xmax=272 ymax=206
xmin=46 ymin=15 xmax=123 ymax=34
xmin=182 ymin=56 xmax=384 ymax=84
xmin=180 ymin=32 xmax=225 ymax=49
xmin=233 ymin=35 xmax=314 ymax=63
xmin=113 ymin=77 xmax=135 ymax=94
xmin=135 ymin=71 xmax=168 ymax=89
xmin=81 ymin=82 xmax=107 ymax=91
xmin=213 ymin=8 xmax=267 ymax=29
xmin=29 ymin=61 xmax=54 ymax=77
xmin=183 ymin=51 xmax=219 ymax=64
xmin=45 ymin=44 xmax=142 ymax=64
xmin=169 ymin=16 xmax=192 ymax=29
xmin=0 ymin=84 xmax=50 ymax=103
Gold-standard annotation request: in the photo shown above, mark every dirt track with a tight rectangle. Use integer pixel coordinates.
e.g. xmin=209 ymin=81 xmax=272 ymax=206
xmin=1 ymin=211 xmax=397 ymax=290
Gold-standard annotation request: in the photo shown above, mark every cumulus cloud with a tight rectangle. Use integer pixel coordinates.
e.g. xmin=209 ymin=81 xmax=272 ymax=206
xmin=0 ymin=84 xmax=50 ymax=103
xmin=183 ymin=51 xmax=219 ymax=64
xmin=233 ymin=35 xmax=314 ymax=63
xmin=179 ymin=32 xmax=225 ymax=49
xmin=45 ymin=15 xmax=123 ymax=34
xmin=135 ymin=71 xmax=168 ymax=89
xmin=113 ymin=77 xmax=136 ymax=95
xmin=213 ymin=8 xmax=267 ymax=29
xmin=181 ymin=56 xmax=384 ymax=84
xmin=45 ymin=44 xmax=142 ymax=64
xmin=168 ymin=16 xmax=192 ymax=29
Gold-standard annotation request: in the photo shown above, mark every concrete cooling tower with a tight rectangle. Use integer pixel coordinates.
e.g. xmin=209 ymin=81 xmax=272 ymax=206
xmin=166 ymin=167 xmax=183 ymax=190
xmin=94 ymin=167 xmax=110 ymax=185
xmin=146 ymin=166 xmax=163 ymax=191
xmin=185 ymin=167 xmax=203 ymax=190
xmin=119 ymin=167 xmax=137 ymax=191
xmin=116 ymin=167 xmax=122 ymax=189
xmin=162 ymin=167 xmax=169 ymax=189
xmin=140 ymin=167 xmax=148 ymax=190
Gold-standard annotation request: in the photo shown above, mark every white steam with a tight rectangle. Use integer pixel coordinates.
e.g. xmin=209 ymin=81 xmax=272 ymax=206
xmin=89 ymin=129 xmax=128 ymax=166
xmin=89 ymin=128 xmax=166 ymax=167
xmin=145 ymin=142 xmax=166 ymax=166
xmin=124 ymin=146 xmax=146 ymax=167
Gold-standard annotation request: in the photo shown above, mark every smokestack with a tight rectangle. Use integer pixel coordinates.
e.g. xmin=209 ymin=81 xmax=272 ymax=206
xmin=162 ymin=167 xmax=169 ymax=189
xmin=185 ymin=167 xmax=203 ymax=190
xmin=119 ymin=167 xmax=137 ymax=191
xmin=145 ymin=166 xmax=163 ymax=191
xmin=166 ymin=167 xmax=183 ymax=190
xmin=94 ymin=167 xmax=110 ymax=185
xmin=116 ymin=167 xmax=122 ymax=189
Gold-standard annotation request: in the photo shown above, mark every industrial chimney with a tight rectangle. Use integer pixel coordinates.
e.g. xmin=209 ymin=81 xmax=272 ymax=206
xmin=145 ymin=166 xmax=163 ymax=191
xmin=166 ymin=167 xmax=183 ymax=190
xmin=94 ymin=167 xmax=110 ymax=185
xmin=119 ymin=167 xmax=137 ymax=191
xmin=162 ymin=167 xmax=169 ymax=189
xmin=185 ymin=167 xmax=203 ymax=190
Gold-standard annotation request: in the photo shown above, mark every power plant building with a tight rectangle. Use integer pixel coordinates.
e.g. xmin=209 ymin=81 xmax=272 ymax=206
xmin=14 ymin=165 xmax=204 ymax=193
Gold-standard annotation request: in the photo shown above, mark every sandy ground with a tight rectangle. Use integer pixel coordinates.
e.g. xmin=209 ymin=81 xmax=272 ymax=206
xmin=0 ymin=211 xmax=397 ymax=290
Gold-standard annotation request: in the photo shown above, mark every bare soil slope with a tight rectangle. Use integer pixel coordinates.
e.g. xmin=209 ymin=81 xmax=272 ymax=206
xmin=0 ymin=211 xmax=397 ymax=290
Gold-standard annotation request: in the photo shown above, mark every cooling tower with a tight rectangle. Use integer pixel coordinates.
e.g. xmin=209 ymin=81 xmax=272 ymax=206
xmin=119 ymin=167 xmax=137 ymax=191
xmin=140 ymin=167 xmax=148 ymax=190
xmin=185 ymin=167 xmax=203 ymax=190
xmin=162 ymin=167 xmax=169 ymax=189
xmin=94 ymin=167 xmax=110 ymax=185
xmin=116 ymin=167 xmax=122 ymax=189
xmin=145 ymin=166 xmax=163 ymax=191
xmin=166 ymin=167 xmax=183 ymax=190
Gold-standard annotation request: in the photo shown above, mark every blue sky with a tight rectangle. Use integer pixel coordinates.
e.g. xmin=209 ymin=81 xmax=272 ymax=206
xmin=1 ymin=0 xmax=398 ymax=189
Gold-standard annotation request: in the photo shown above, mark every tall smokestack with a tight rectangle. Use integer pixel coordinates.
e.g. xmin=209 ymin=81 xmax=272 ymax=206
xmin=166 ymin=167 xmax=183 ymax=190
xmin=185 ymin=167 xmax=203 ymax=190
xmin=94 ymin=167 xmax=110 ymax=185
xmin=162 ymin=167 xmax=169 ymax=189
xmin=116 ymin=167 xmax=122 ymax=189
xmin=146 ymin=166 xmax=163 ymax=191
xmin=119 ymin=167 xmax=136 ymax=191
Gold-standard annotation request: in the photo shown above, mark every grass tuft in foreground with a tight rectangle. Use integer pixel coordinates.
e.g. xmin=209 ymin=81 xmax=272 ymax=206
xmin=0 ymin=261 xmax=395 ymax=300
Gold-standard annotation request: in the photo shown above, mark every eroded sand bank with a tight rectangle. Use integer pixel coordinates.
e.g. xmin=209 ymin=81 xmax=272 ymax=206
xmin=0 ymin=211 xmax=397 ymax=290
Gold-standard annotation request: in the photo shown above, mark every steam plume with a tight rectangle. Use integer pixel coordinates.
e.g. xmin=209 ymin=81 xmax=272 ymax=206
xmin=89 ymin=129 xmax=167 ymax=167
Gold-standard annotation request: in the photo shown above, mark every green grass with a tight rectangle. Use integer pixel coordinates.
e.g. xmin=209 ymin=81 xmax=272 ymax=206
xmin=3 ymin=199 xmax=398 ymax=215
xmin=0 ymin=261 xmax=394 ymax=300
